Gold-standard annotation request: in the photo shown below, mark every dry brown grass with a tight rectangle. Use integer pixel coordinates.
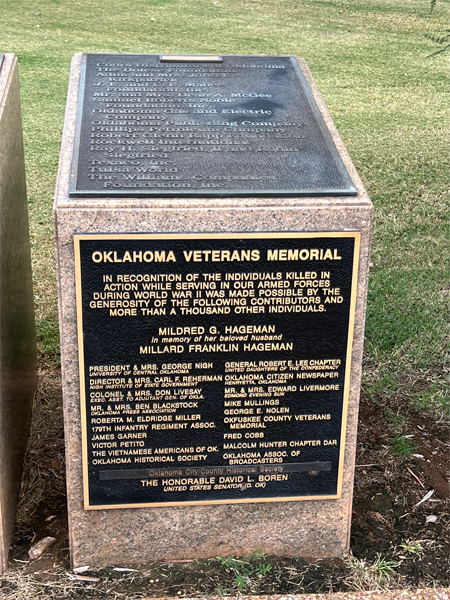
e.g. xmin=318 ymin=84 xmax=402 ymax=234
xmin=14 ymin=363 xmax=66 ymax=535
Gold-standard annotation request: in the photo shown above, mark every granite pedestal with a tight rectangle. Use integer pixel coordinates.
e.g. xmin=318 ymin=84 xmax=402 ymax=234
xmin=55 ymin=53 xmax=372 ymax=567
xmin=0 ymin=53 xmax=38 ymax=574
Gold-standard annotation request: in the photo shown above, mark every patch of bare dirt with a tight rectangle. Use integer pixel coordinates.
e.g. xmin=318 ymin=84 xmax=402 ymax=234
xmin=1 ymin=361 xmax=448 ymax=598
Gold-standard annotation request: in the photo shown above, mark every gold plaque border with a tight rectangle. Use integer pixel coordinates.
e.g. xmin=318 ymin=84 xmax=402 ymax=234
xmin=74 ymin=231 xmax=361 ymax=510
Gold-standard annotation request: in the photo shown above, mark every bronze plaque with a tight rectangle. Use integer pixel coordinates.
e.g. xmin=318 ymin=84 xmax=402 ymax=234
xmin=75 ymin=232 xmax=360 ymax=509
xmin=70 ymin=54 xmax=357 ymax=197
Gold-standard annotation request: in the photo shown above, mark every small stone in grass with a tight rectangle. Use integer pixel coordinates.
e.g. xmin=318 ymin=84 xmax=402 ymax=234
xmin=73 ymin=565 xmax=90 ymax=574
xmin=28 ymin=536 xmax=57 ymax=560
xmin=45 ymin=515 xmax=57 ymax=522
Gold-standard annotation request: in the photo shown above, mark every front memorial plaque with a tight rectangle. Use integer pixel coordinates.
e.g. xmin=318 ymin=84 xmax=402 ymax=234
xmin=70 ymin=54 xmax=357 ymax=197
xmin=75 ymin=232 xmax=359 ymax=509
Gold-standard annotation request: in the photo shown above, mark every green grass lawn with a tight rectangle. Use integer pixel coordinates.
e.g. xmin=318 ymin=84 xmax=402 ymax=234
xmin=1 ymin=0 xmax=449 ymax=418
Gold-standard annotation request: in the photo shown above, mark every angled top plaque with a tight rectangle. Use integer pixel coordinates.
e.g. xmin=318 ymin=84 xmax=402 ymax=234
xmin=70 ymin=54 xmax=357 ymax=198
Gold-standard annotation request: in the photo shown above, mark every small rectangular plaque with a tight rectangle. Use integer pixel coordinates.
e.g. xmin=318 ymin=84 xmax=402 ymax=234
xmin=160 ymin=55 xmax=223 ymax=63
xmin=75 ymin=231 xmax=359 ymax=509
xmin=70 ymin=54 xmax=357 ymax=197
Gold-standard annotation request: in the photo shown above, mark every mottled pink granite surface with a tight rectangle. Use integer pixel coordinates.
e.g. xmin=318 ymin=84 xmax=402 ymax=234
xmin=54 ymin=53 xmax=373 ymax=567
xmin=0 ymin=54 xmax=37 ymax=574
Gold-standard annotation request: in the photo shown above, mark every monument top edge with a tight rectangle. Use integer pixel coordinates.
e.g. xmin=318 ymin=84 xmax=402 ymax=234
xmin=79 ymin=52 xmax=300 ymax=57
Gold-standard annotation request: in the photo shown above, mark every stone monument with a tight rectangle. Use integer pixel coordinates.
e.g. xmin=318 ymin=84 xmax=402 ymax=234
xmin=54 ymin=53 xmax=372 ymax=567
xmin=0 ymin=53 xmax=38 ymax=574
